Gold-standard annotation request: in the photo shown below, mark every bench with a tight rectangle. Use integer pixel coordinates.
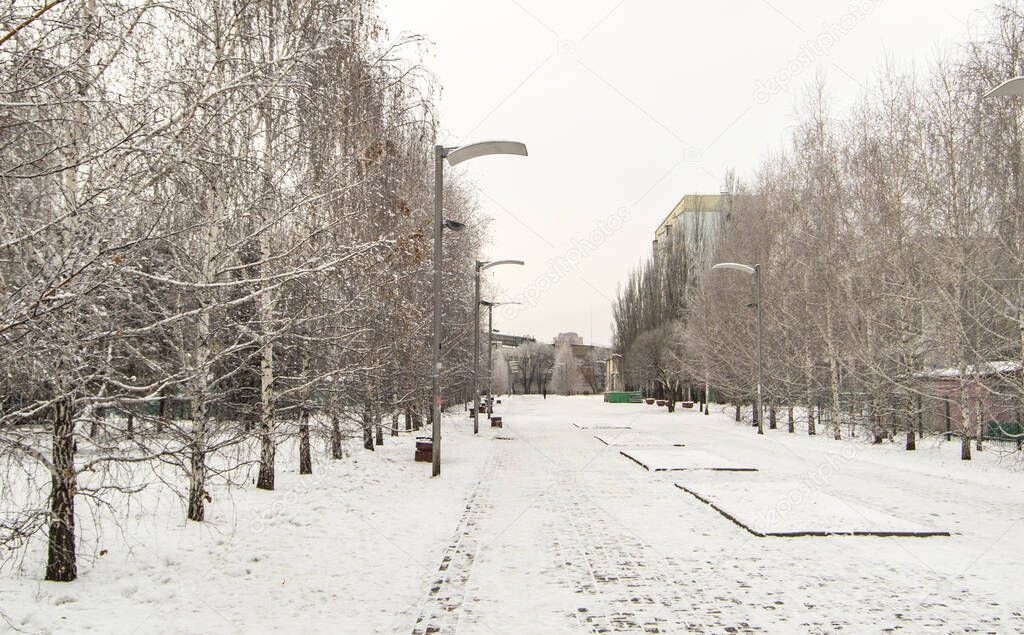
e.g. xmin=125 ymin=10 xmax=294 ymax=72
xmin=415 ymin=437 xmax=433 ymax=462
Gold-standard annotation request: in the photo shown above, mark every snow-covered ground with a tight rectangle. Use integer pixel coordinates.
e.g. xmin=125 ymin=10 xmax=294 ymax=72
xmin=3 ymin=395 xmax=1024 ymax=633
xmin=676 ymin=480 xmax=947 ymax=536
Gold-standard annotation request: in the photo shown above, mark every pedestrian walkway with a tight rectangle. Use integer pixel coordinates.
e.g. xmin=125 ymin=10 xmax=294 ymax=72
xmin=404 ymin=395 xmax=1024 ymax=633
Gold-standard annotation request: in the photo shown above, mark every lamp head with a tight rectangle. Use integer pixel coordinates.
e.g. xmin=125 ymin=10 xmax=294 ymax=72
xmin=711 ymin=262 xmax=756 ymax=275
xmin=480 ymin=259 xmax=525 ymax=271
xmin=445 ymin=141 xmax=528 ymax=166
xmin=985 ymin=76 xmax=1024 ymax=99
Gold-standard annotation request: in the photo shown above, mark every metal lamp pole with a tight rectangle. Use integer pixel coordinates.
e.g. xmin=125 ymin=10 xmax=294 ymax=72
xmin=473 ymin=264 xmax=523 ymax=434
xmin=431 ymin=147 xmax=444 ymax=477
xmin=755 ymin=264 xmax=763 ymax=435
xmin=711 ymin=262 xmax=764 ymax=435
xmin=431 ymin=141 xmax=527 ymax=477
xmin=487 ymin=307 xmax=494 ymax=404
xmin=481 ymin=301 xmax=521 ymax=413
xmin=473 ymin=267 xmax=480 ymax=432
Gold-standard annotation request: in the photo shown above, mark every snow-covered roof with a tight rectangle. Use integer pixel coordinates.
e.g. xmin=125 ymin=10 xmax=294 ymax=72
xmin=916 ymin=360 xmax=1022 ymax=379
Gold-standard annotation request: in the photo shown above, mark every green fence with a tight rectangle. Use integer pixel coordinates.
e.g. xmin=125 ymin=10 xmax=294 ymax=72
xmin=605 ymin=391 xmax=643 ymax=404
xmin=98 ymin=398 xmax=191 ymax=420
xmin=986 ymin=421 xmax=1024 ymax=442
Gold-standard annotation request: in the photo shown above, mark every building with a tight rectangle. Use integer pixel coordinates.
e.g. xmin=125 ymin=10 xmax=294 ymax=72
xmin=496 ymin=331 xmax=615 ymax=395
xmin=604 ymin=355 xmax=624 ymax=392
xmin=652 ymin=193 xmax=729 ymax=258
xmin=492 ymin=333 xmax=536 ymax=348
xmin=915 ymin=361 xmax=1023 ymax=439
xmin=549 ymin=333 xmax=612 ymax=395
xmin=553 ymin=332 xmax=584 ymax=347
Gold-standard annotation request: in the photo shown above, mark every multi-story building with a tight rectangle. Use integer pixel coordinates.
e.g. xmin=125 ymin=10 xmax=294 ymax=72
xmin=652 ymin=193 xmax=729 ymax=260
xmin=549 ymin=332 xmax=611 ymax=395
xmin=604 ymin=355 xmax=624 ymax=392
xmin=553 ymin=332 xmax=584 ymax=347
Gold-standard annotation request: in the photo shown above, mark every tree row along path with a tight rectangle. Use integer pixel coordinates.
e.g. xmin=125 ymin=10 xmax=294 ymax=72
xmin=400 ymin=395 xmax=1024 ymax=634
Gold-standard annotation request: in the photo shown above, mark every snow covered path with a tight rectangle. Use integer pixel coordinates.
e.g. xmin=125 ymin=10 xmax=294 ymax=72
xmin=404 ymin=395 xmax=1024 ymax=634
xmin=4 ymin=395 xmax=1024 ymax=633
xmin=415 ymin=402 xmax=761 ymax=633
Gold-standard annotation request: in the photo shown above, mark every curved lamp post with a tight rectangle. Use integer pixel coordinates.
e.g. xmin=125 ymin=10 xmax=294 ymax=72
xmin=480 ymin=301 xmax=521 ymax=413
xmin=711 ymin=262 xmax=764 ymax=435
xmin=432 ymin=141 xmax=527 ymax=476
xmin=985 ymin=76 xmax=1024 ymax=99
xmin=985 ymin=78 xmax=1024 ymax=399
xmin=473 ymin=264 xmax=524 ymax=434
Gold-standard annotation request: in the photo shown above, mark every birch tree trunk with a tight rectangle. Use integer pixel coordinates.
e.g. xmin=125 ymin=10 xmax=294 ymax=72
xmin=362 ymin=404 xmax=373 ymax=450
xmin=805 ymin=352 xmax=816 ymax=436
xmin=330 ymin=413 xmax=345 ymax=460
xmin=187 ymin=188 xmax=219 ymax=521
xmin=872 ymin=397 xmax=884 ymax=444
xmin=826 ymin=300 xmax=842 ymax=441
xmin=299 ymin=348 xmax=312 ymax=475
xmin=975 ymin=398 xmax=984 ymax=452
xmin=256 ymin=293 xmax=277 ymax=489
xmin=255 ymin=45 xmax=279 ymax=489
xmin=44 ymin=0 xmax=97 ymax=579
xmin=902 ymin=395 xmax=916 ymax=451
xmin=46 ymin=397 xmax=77 ymax=582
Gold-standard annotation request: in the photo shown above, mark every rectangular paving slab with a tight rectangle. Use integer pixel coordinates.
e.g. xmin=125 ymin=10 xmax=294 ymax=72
xmin=593 ymin=432 xmax=684 ymax=447
xmin=676 ymin=480 xmax=950 ymax=537
xmin=572 ymin=422 xmax=631 ymax=430
xmin=619 ymin=447 xmax=756 ymax=472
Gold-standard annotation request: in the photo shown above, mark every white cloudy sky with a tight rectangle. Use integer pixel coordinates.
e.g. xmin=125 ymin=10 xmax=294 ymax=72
xmin=379 ymin=0 xmax=996 ymax=346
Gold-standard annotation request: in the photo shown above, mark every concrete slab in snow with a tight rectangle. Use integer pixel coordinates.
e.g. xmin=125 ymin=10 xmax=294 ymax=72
xmin=676 ymin=480 xmax=950 ymax=537
xmin=571 ymin=422 xmax=631 ymax=430
xmin=619 ymin=447 xmax=756 ymax=472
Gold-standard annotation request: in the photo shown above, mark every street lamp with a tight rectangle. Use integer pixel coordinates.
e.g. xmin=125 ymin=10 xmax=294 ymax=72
xmin=431 ymin=140 xmax=527 ymax=477
xmin=711 ymin=262 xmax=764 ymax=435
xmin=984 ymin=79 xmax=1024 ymax=406
xmin=480 ymin=300 xmax=521 ymax=415
xmin=985 ymin=76 xmax=1024 ymax=98
xmin=473 ymin=264 xmax=524 ymax=434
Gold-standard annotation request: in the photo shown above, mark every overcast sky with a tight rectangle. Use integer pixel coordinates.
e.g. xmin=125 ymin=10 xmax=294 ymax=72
xmin=379 ymin=0 xmax=996 ymax=347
